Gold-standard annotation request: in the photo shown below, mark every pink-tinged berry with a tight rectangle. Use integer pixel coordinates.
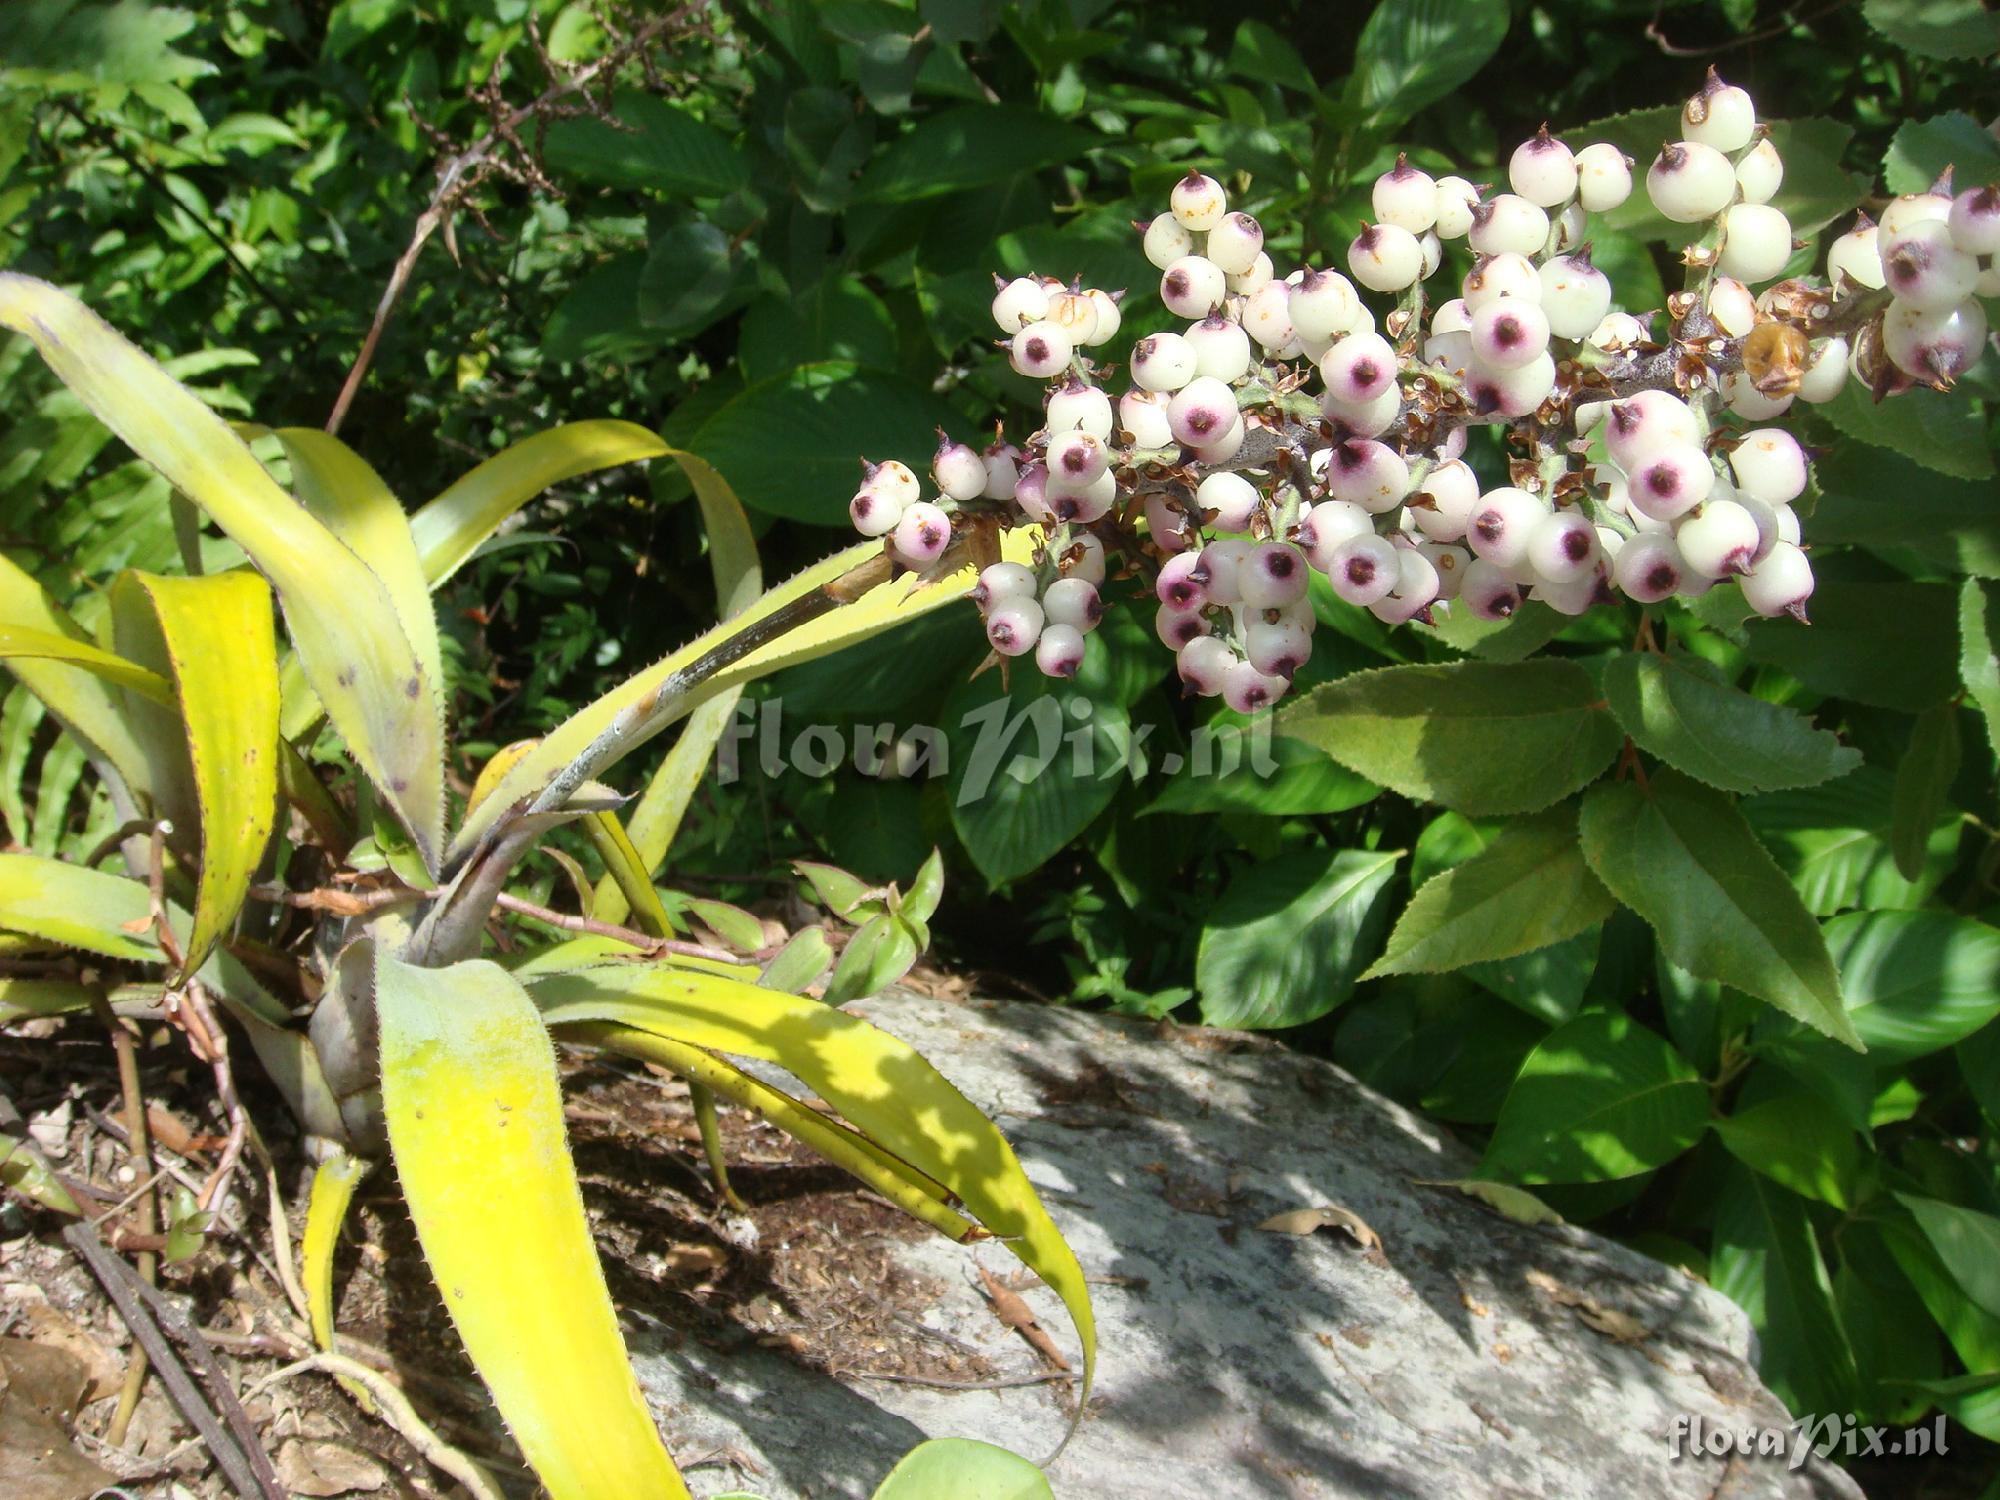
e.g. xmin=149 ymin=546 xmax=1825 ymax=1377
xmin=1319 ymin=331 xmax=1398 ymax=404
xmin=1009 ymin=323 xmax=1073 ymax=378
xmin=1199 ymin=538 xmax=1253 ymax=605
xmin=1675 ymin=498 xmax=1762 ymax=578
xmin=981 ymin=442 xmax=1021 ymax=500
xmin=1120 ymin=388 xmax=1176 ymax=449
xmin=1881 ymin=219 xmax=1979 ymax=312
xmin=1177 ymin=635 xmax=1235 ymax=697
xmin=1130 ymin=332 xmax=1199 ymax=393
xmin=1347 ymin=222 xmax=1425 ymax=293
xmin=1626 ymin=445 xmax=1716 ymax=522
xmin=1460 ymin=558 xmax=1524 ymax=620
xmin=892 ymin=502 xmax=952 ymax=566
xmin=1186 ymin=315 xmax=1254 ymax=383
xmin=1195 ymin=470 xmax=1261 ymax=532
xmin=1728 ymin=429 xmax=1808 ymax=505
xmin=972 ymin=562 xmax=1037 ymax=610
xmin=1740 ymin=541 xmax=1814 ymax=620
xmin=1612 ymin=532 xmax=1686 ymax=603
xmin=986 ymin=599 xmax=1044 ymax=656
xmin=991 ymin=275 xmax=1049 ymax=334
xmin=850 ymin=486 xmax=904 ymax=538
xmin=1948 ymin=184 xmax=2000 ymax=257
xmin=1160 ymin=256 xmax=1228 ymax=318
xmin=1156 ymin=551 xmax=1210 ymax=610
xmin=1046 ymin=430 xmax=1109 ymax=489
xmin=1222 ymin=659 xmax=1290 ymax=714
xmin=1206 ymin=212 xmax=1265 ymax=276
xmin=1013 ymin=461 xmax=1052 ymax=523
xmin=1170 ymin=171 xmax=1228 ymax=231
xmin=1603 ymin=389 xmax=1698 ymax=471
xmin=1238 ymin=542 xmax=1310 ymax=609
xmin=1466 ymin=486 xmax=1547 ymax=569
xmin=1154 ymin=603 xmax=1211 ymax=650
xmin=1043 ymin=577 xmax=1103 ymax=633
xmin=1646 ymin=140 xmax=1736 ymax=222
xmin=932 ymin=434 xmax=987 ymax=501
xmin=1328 ymin=533 xmax=1400 ymax=606
xmin=1046 ymin=378 xmax=1115 ymax=438
xmin=1881 ymin=298 xmax=1988 ymax=388
xmin=1244 ymin=619 xmax=1314 ymax=678
xmin=1525 ymin=510 xmax=1601 ymax=583
xmin=1324 ymin=439 xmax=1412 ymax=514
xmin=1297 ymin=499 xmax=1374 ymax=573
xmin=1509 ymin=127 xmax=1578 ymax=209
xmin=1682 ymin=70 xmax=1756 ymax=152
xmin=1035 ymin=623 xmax=1088 ymax=679
xmin=1145 ymin=491 xmax=1195 ymax=553
xmin=1166 ymin=376 xmax=1239 ymax=447
xmin=1469 ymin=298 xmax=1551 ymax=371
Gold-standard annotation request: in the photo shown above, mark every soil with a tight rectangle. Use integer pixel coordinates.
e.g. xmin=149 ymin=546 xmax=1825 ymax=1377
xmin=0 ymin=1001 xmax=981 ymax=1499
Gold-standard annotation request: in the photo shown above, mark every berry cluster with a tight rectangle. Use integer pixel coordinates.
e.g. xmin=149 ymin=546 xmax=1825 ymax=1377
xmin=844 ymin=69 xmax=1990 ymax=708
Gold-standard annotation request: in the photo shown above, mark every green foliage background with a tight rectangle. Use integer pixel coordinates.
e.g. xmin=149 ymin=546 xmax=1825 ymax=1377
xmin=6 ymin=0 xmax=2000 ymax=1460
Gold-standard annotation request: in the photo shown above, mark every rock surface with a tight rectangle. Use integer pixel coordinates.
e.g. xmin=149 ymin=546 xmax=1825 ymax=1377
xmin=632 ymin=990 xmax=1863 ymax=1500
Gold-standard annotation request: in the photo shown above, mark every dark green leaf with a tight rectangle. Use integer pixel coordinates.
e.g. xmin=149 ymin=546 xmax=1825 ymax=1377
xmin=1277 ymin=660 xmax=1621 ymax=817
xmin=636 ymin=221 xmax=739 ymax=335
xmin=1226 ymin=19 xmax=1316 ymax=94
xmin=1962 ymin=579 xmax=2000 ymax=762
xmin=1144 ymin=733 xmax=1377 ymax=817
xmin=1579 ymin=772 xmax=1857 ymax=1048
xmin=1714 ymin=1092 xmax=1858 ymax=1209
xmin=943 ymin=666 xmax=1129 ymax=887
xmin=1961 ymin=1020 xmax=2000 ymax=1127
xmin=542 ymin=253 xmax=656 ymax=365
xmin=1367 ymin=804 xmax=1612 ymax=977
xmin=686 ymin=363 xmax=961 ymax=524
xmin=1465 ymin=928 xmax=1600 ymax=1028
xmin=1196 ymin=848 xmax=1401 ymax=1029
xmin=1711 ymin=1165 xmax=1861 ymax=1417
xmin=738 ymin=277 xmax=899 ymax=382
xmin=783 ymin=88 xmax=877 ymax=213
xmin=1746 ymin=767 xmax=1956 ymax=915
xmin=1346 ymin=0 xmax=1510 ymax=132
xmin=1818 ymin=379 xmax=1995 ymax=481
xmin=1810 ymin=444 xmax=2000 ymax=577
xmin=1741 ymin=580 xmax=1959 ymax=711
xmin=1828 ymin=909 xmax=2000 ymax=1063
xmin=543 ymin=91 xmax=749 ymax=196
xmin=1881 ymin=1219 xmax=2000 ymax=1441
xmin=1885 ymin=113 xmax=2000 ymax=194
xmin=1481 ymin=1011 xmax=1708 ymax=1183
xmin=1602 ymin=651 xmax=1860 ymax=794
xmin=1864 ymin=0 xmax=2000 ymax=59
xmin=1896 ymin=1194 xmax=2000 ymax=1322
xmin=1892 ymin=705 xmax=1961 ymax=882
xmin=1419 ymin=599 xmax=1565 ymax=662
xmin=856 ymin=105 xmax=1098 ymax=203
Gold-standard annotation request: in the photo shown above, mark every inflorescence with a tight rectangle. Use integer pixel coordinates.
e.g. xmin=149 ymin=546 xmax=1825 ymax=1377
xmin=847 ymin=70 xmax=1997 ymax=712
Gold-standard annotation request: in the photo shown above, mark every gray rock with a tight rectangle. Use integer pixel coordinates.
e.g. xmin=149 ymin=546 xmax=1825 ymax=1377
xmin=631 ymin=991 xmax=1863 ymax=1500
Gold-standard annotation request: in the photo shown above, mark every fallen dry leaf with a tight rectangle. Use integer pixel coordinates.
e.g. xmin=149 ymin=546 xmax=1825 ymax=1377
xmin=976 ymin=1265 xmax=1069 ymax=1371
xmin=1256 ymin=1204 xmax=1381 ymax=1253
xmin=0 ymin=1340 xmax=115 ymax=1500
xmin=274 ymin=1437 xmax=390 ymax=1496
xmin=1526 ymin=1267 xmax=1652 ymax=1345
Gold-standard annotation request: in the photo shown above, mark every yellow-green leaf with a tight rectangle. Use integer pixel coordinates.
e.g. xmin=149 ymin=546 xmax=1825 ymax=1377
xmin=577 ymin=1022 xmax=979 ymax=1242
xmin=0 ymin=552 xmax=152 ymax=798
xmin=127 ymin=571 xmax=279 ymax=978
xmin=257 ymin=428 xmax=443 ymax=745
xmin=0 ymin=273 xmax=445 ymax=870
xmin=0 ymin=625 xmax=175 ymax=705
xmin=454 ymin=532 xmax=1032 ymax=862
xmin=596 ymin=446 xmax=761 ymax=923
xmin=530 ymin=963 xmax=1096 ymax=1436
xmin=0 ymin=977 xmax=98 ymax=1024
xmin=0 ymin=852 xmax=159 ymax=961
xmin=374 ymin=951 xmax=689 ymax=1500
xmin=302 ymin=1152 xmax=374 ymax=1408
xmin=409 ymin=421 xmax=672 ymax=591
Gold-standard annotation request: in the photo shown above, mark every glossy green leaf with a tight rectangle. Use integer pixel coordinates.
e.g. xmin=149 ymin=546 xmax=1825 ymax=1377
xmin=760 ymin=928 xmax=832 ymax=993
xmin=0 ymin=274 xmax=444 ymax=868
xmin=1367 ymin=804 xmax=1612 ymax=978
xmin=128 ymin=571 xmax=279 ymax=978
xmin=684 ymin=363 xmax=961 ymax=524
xmin=1962 ymin=579 xmax=2000 ymax=764
xmin=1892 ymin=704 xmax=1962 ymax=883
xmin=870 ymin=1439 xmax=1053 ymax=1500
xmin=740 ymin=277 xmax=900 ymax=382
xmin=1711 ymin=1165 xmax=1861 ymax=1417
xmin=1602 ymin=652 xmax=1859 ymax=794
xmin=375 ymin=952 xmax=689 ymax=1500
xmin=1741 ymin=580 xmax=1959 ymax=711
xmin=1279 ymin=660 xmax=1620 ymax=817
xmin=1746 ymin=767 xmax=1955 ymax=915
xmin=1884 ymin=111 xmax=2000 ymax=192
xmin=1865 ymin=0 xmax=2000 ymax=58
xmin=1346 ymin=0 xmax=1509 ymax=130
xmin=1482 ymin=1011 xmax=1708 ymax=1183
xmin=1714 ymin=1092 xmax=1858 ymax=1209
xmin=1895 ymin=1194 xmax=2000 ymax=1322
xmin=1196 ymin=848 xmax=1401 ymax=1028
xmin=856 ymin=104 xmax=1097 ymax=202
xmin=541 ymin=90 xmax=749 ymax=196
xmin=1580 ymin=772 xmax=1856 ymax=1048
xmin=1825 ymin=908 xmax=2000 ymax=1069
xmin=1817 ymin=379 xmax=1994 ymax=482
xmin=528 ymin=963 xmax=1096 ymax=1433
xmin=1811 ymin=443 xmax=2000 ymax=579
xmin=1143 ymin=733 xmax=1378 ymax=817
xmin=1 ymin=1131 xmax=81 ymax=1215
xmin=1880 ymin=1219 xmax=2000 ymax=1441
xmin=822 ymin=913 xmax=921 ymax=1005
xmin=637 ymin=220 xmax=741 ymax=336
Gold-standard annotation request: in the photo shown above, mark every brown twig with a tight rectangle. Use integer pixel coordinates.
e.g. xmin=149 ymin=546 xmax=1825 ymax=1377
xmin=63 ymin=1223 xmax=287 ymax=1500
xmin=324 ymin=5 xmax=708 ymax=434
xmin=491 ymin=891 xmax=742 ymax=963
xmin=95 ymin=986 xmax=157 ymax=1448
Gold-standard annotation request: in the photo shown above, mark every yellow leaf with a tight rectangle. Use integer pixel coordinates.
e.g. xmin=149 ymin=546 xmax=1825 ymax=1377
xmin=408 ymin=421 xmax=672 ymax=591
xmin=0 ymin=552 xmax=153 ymax=799
xmin=263 ymin=428 xmax=444 ymax=744
xmin=0 ymin=624 xmax=175 ymax=706
xmin=374 ymin=951 xmax=689 ymax=1500
xmin=0 ymin=852 xmax=158 ymax=961
xmin=530 ymin=963 xmax=1096 ymax=1438
xmin=0 ymin=273 xmax=445 ymax=871
xmin=451 ymin=532 xmax=1031 ymax=863
xmin=126 ymin=571 xmax=280 ymax=979
xmin=303 ymin=1152 xmax=375 ymax=1409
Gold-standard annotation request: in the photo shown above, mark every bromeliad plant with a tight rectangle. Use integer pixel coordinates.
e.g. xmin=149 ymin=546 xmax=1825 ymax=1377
xmin=0 ymin=272 xmax=1088 ymax=1497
